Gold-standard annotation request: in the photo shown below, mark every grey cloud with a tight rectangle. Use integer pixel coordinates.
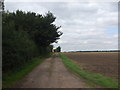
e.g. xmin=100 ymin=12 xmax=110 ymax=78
xmin=5 ymin=2 xmax=118 ymax=51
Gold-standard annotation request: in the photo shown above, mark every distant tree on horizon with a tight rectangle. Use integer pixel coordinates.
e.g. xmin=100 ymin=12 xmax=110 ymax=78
xmin=54 ymin=46 xmax=61 ymax=52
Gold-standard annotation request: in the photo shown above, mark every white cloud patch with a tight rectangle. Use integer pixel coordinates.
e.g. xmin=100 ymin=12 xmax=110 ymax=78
xmin=5 ymin=0 xmax=119 ymax=2
xmin=4 ymin=1 xmax=118 ymax=51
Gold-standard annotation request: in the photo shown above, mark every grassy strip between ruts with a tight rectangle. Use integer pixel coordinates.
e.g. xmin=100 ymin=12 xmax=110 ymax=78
xmin=3 ymin=55 xmax=50 ymax=88
xmin=59 ymin=53 xmax=118 ymax=88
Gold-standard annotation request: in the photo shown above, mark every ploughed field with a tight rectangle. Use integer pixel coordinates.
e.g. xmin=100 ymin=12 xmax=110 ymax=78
xmin=63 ymin=52 xmax=118 ymax=79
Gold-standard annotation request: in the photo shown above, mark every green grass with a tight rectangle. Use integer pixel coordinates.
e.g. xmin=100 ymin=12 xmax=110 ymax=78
xmin=59 ymin=53 xmax=118 ymax=88
xmin=3 ymin=55 xmax=49 ymax=88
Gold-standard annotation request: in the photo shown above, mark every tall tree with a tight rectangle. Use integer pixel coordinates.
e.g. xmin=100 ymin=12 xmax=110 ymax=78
xmin=2 ymin=10 xmax=63 ymax=71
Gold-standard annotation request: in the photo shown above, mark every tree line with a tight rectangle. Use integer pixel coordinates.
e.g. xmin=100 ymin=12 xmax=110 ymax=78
xmin=54 ymin=46 xmax=61 ymax=52
xmin=2 ymin=10 xmax=62 ymax=72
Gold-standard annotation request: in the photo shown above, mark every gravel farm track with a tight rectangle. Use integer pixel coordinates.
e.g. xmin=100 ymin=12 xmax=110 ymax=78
xmin=12 ymin=52 xmax=118 ymax=88
xmin=13 ymin=53 xmax=90 ymax=88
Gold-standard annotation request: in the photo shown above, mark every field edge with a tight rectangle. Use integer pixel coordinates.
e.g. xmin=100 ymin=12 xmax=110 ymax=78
xmin=59 ymin=53 xmax=118 ymax=88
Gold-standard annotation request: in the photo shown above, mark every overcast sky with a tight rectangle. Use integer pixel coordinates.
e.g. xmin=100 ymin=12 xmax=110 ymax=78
xmin=5 ymin=0 xmax=119 ymax=52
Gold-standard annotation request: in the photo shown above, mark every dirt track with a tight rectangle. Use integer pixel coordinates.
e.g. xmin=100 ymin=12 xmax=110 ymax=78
xmin=13 ymin=54 xmax=89 ymax=88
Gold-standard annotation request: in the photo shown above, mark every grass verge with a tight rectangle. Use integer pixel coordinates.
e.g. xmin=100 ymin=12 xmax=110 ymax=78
xmin=2 ymin=55 xmax=49 ymax=88
xmin=59 ymin=53 xmax=118 ymax=88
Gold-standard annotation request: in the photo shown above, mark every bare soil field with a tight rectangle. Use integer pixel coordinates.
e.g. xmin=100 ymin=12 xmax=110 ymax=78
xmin=63 ymin=52 xmax=118 ymax=79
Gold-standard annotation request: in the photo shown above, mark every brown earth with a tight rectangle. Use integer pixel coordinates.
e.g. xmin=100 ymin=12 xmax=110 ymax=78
xmin=13 ymin=54 xmax=90 ymax=88
xmin=63 ymin=52 xmax=118 ymax=79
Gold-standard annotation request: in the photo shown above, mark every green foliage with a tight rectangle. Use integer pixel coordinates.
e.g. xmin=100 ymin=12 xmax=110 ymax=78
xmin=3 ymin=10 xmax=62 ymax=46
xmin=2 ymin=29 xmax=39 ymax=71
xmin=60 ymin=53 xmax=118 ymax=88
xmin=2 ymin=10 xmax=62 ymax=72
xmin=54 ymin=46 xmax=61 ymax=52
